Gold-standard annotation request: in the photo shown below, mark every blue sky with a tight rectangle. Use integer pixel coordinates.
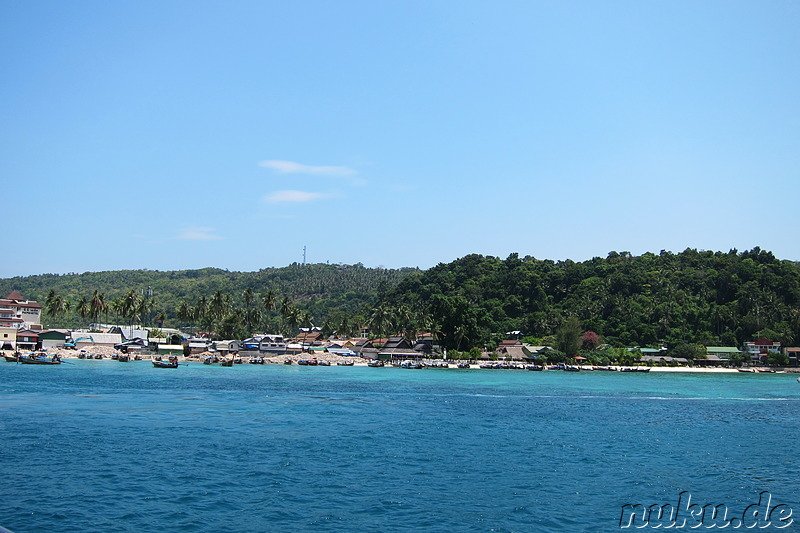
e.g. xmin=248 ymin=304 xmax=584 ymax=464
xmin=2 ymin=1 xmax=798 ymax=277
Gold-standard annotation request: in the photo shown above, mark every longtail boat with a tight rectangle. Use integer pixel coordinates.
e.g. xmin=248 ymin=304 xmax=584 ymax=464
xmin=19 ymin=353 xmax=61 ymax=365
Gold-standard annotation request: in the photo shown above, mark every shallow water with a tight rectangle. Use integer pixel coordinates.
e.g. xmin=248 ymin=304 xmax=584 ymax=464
xmin=1 ymin=361 xmax=798 ymax=532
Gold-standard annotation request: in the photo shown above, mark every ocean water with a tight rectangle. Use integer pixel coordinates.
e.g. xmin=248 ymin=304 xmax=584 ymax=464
xmin=1 ymin=361 xmax=798 ymax=532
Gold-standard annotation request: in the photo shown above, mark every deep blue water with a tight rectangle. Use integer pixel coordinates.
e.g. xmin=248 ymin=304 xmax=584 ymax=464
xmin=1 ymin=361 xmax=798 ymax=532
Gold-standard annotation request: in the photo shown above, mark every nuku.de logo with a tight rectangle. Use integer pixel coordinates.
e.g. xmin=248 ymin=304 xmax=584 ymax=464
xmin=619 ymin=491 xmax=793 ymax=529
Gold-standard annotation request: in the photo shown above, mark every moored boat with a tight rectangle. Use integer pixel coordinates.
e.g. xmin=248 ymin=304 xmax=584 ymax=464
xmin=152 ymin=360 xmax=179 ymax=368
xmin=153 ymin=356 xmax=179 ymax=368
xmin=19 ymin=353 xmax=61 ymax=365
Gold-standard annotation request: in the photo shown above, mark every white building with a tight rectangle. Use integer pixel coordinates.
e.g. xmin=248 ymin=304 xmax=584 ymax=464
xmin=742 ymin=338 xmax=781 ymax=361
xmin=0 ymin=291 xmax=42 ymax=329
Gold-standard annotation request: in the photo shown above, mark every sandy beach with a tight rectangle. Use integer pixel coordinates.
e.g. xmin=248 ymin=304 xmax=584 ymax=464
xmin=5 ymin=347 xmax=796 ymax=373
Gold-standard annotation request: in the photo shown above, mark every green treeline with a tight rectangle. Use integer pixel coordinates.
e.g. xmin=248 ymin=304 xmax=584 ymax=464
xmin=0 ymin=263 xmax=418 ymax=336
xmin=3 ymin=248 xmax=799 ymax=351
xmin=377 ymin=247 xmax=800 ymax=350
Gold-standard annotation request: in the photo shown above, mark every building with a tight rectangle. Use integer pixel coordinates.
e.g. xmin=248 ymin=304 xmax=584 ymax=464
xmin=705 ymin=346 xmax=745 ymax=363
xmin=784 ymin=347 xmax=800 ymax=367
xmin=0 ymin=291 xmax=42 ymax=329
xmin=187 ymin=338 xmax=211 ymax=355
xmin=108 ymin=326 xmax=149 ymax=342
xmin=378 ymin=337 xmax=422 ymax=361
xmin=0 ymin=326 xmax=17 ymax=350
xmin=39 ymin=329 xmax=70 ymax=349
xmin=352 ymin=339 xmax=379 ymax=359
xmin=67 ymin=332 xmax=122 ymax=349
xmin=742 ymin=338 xmax=781 ymax=362
xmin=0 ymin=307 xmax=24 ymax=329
xmin=211 ymin=340 xmax=240 ymax=354
xmin=15 ymin=329 xmax=39 ymax=351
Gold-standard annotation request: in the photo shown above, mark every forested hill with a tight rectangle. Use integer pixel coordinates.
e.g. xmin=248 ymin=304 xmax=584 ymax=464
xmin=3 ymin=249 xmax=800 ymax=350
xmin=0 ymin=263 xmax=418 ymax=330
xmin=379 ymin=248 xmax=800 ymax=349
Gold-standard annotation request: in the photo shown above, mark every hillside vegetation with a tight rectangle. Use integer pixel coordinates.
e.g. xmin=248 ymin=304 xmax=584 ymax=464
xmin=0 ymin=263 xmax=417 ymax=335
xmin=3 ymin=248 xmax=799 ymax=352
xmin=377 ymin=248 xmax=800 ymax=350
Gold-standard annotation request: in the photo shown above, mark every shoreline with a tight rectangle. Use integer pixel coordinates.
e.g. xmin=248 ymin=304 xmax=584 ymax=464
xmin=4 ymin=348 xmax=796 ymax=374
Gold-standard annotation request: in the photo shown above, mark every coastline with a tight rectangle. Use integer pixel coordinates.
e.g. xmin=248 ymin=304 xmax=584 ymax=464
xmin=5 ymin=348 xmax=796 ymax=373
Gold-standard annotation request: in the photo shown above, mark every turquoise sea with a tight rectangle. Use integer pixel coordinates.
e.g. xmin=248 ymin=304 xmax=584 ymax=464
xmin=1 ymin=361 xmax=798 ymax=532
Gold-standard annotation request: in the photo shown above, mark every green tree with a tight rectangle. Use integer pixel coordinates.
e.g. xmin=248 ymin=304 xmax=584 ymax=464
xmin=45 ymin=290 xmax=70 ymax=324
xmin=208 ymin=291 xmax=227 ymax=325
xmin=767 ymin=351 xmax=789 ymax=367
xmin=556 ymin=317 xmax=582 ymax=356
xmin=262 ymin=290 xmax=277 ymax=315
xmin=116 ymin=290 xmax=143 ymax=335
xmin=76 ymin=296 xmax=90 ymax=327
xmin=89 ymin=290 xmax=108 ymax=328
xmin=727 ymin=351 xmax=747 ymax=367
xmin=368 ymin=304 xmax=394 ymax=339
xmin=176 ymin=301 xmax=193 ymax=327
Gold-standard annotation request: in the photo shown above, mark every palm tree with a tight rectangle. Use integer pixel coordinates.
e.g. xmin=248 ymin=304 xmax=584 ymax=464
xmin=76 ymin=296 xmax=90 ymax=327
xmin=110 ymin=296 xmax=126 ymax=322
xmin=418 ymin=308 xmax=441 ymax=344
xmin=243 ymin=288 xmax=254 ymax=309
xmin=194 ymin=296 xmax=208 ymax=327
xmin=262 ymin=290 xmax=276 ymax=313
xmin=394 ymin=303 xmax=415 ymax=340
xmin=208 ymin=291 xmax=227 ymax=325
xmin=45 ymin=289 xmax=57 ymax=314
xmin=279 ymin=296 xmax=292 ymax=317
xmin=136 ymin=295 xmax=155 ymax=328
xmin=118 ymin=290 xmax=142 ymax=337
xmin=89 ymin=290 xmax=107 ymax=328
xmin=337 ymin=314 xmax=353 ymax=338
xmin=244 ymin=307 xmax=262 ymax=336
xmin=299 ymin=310 xmax=314 ymax=332
xmin=45 ymin=291 xmax=70 ymax=324
xmin=176 ymin=301 xmax=193 ymax=328
xmin=368 ymin=304 xmax=393 ymax=339
xmin=285 ymin=307 xmax=302 ymax=335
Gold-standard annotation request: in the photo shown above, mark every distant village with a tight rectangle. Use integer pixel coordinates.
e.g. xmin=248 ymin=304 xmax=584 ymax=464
xmin=1 ymin=291 xmax=798 ymax=367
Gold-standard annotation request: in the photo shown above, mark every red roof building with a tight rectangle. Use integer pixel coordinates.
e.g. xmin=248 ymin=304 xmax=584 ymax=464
xmin=0 ymin=292 xmax=42 ymax=328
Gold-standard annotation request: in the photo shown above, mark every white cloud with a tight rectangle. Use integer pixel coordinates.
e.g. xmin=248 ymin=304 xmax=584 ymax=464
xmin=263 ymin=190 xmax=332 ymax=203
xmin=259 ymin=160 xmax=356 ymax=177
xmin=177 ymin=227 xmax=222 ymax=241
